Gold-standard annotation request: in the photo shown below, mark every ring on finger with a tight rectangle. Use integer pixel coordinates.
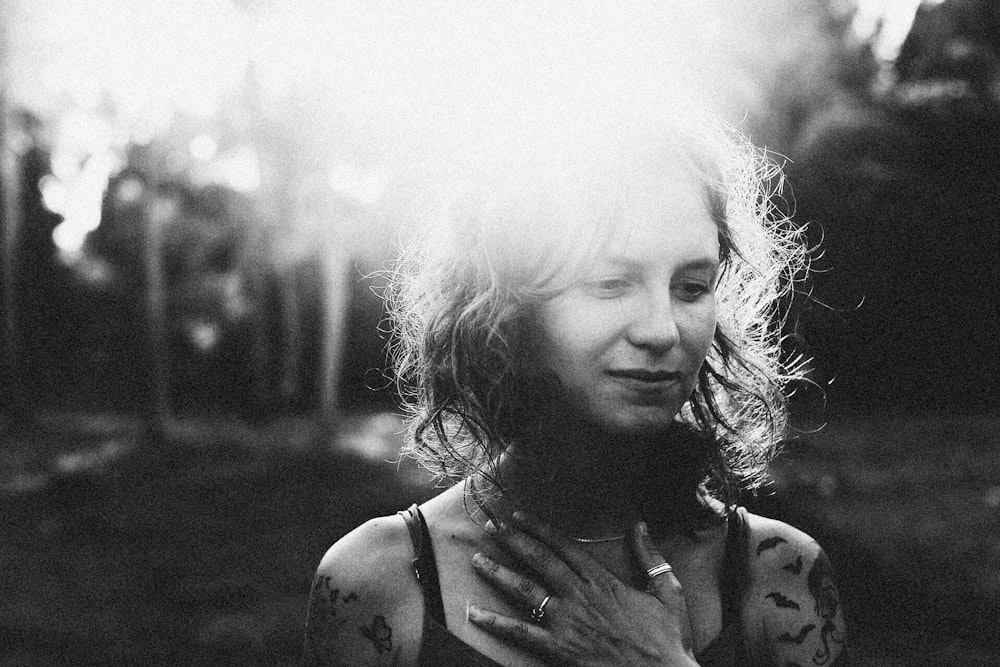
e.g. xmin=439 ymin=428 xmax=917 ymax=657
xmin=645 ymin=562 xmax=673 ymax=579
xmin=530 ymin=595 xmax=551 ymax=624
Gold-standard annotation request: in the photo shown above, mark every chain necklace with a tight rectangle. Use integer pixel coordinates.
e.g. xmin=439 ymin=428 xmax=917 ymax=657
xmin=468 ymin=477 xmax=631 ymax=544
xmin=571 ymin=533 xmax=627 ymax=544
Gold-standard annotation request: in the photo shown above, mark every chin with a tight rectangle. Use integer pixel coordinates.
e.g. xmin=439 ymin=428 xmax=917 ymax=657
xmin=543 ymin=390 xmax=682 ymax=439
xmin=590 ymin=409 xmax=680 ymax=438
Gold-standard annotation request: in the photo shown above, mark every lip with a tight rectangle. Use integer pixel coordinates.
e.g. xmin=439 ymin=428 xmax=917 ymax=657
xmin=606 ymin=369 xmax=683 ymax=383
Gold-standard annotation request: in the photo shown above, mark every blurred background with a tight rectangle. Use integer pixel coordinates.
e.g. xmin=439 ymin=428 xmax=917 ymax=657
xmin=0 ymin=0 xmax=998 ymax=664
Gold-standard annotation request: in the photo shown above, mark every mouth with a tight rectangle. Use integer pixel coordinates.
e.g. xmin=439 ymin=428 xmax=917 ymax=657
xmin=607 ymin=369 xmax=683 ymax=383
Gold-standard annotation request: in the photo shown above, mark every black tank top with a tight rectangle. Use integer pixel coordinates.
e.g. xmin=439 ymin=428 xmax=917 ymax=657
xmin=399 ymin=504 xmax=754 ymax=666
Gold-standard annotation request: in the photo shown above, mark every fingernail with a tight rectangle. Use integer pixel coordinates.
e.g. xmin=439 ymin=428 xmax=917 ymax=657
xmin=485 ymin=520 xmax=498 ymax=534
xmin=471 ymin=552 xmax=490 ymax=567
xmin=467 ymin=604 xmax=482 ymax=622
xmin=638 ymin=521 xmax=649 ymax=537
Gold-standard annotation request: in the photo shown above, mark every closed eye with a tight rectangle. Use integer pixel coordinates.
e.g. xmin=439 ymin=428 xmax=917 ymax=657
xmin=585 ymin=277 xmax=633 ymax=298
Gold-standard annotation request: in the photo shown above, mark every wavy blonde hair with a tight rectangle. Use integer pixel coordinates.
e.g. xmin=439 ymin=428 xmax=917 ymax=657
xmin=386 ymin=110 xmax=809 ymax=504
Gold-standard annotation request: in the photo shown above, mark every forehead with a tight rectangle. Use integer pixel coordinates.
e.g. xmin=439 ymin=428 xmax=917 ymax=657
xmin=592 ymin=168 xmax=720 ymax=267
xmin=448 ymin=125 xmax=725 ymax=286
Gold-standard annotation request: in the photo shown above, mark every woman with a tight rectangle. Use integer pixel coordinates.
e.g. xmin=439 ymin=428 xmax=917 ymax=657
xmin=304 ymin=110 xmax=848 ymax=666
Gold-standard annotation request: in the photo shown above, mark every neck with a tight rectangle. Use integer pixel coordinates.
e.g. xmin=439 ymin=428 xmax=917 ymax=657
xmin=480 ymin=420 xmax=696 ymax=540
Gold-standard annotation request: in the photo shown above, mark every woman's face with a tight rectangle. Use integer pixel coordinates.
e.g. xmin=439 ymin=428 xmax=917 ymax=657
xmin=535 ymin=169 xmax=719 ymax=435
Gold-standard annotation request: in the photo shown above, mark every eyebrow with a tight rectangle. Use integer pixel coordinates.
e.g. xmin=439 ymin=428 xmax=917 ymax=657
xmin=678 ymin=258 xmax=721 ymax=272
xmin=599 ymin=255 xmax=721 ymax=272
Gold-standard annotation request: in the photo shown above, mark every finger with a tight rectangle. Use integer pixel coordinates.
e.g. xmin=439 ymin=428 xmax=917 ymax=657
xmin=508 ymin=511 xmax=614 ymax=585
xmin=486 ymin=519 xmax=581 ymax=595
xmin=471 ymin=552 xmax=552 ymax=610
xmin=630 ymin=522 xmax=684 ymax=604
xmin=467 ymin=604 xmax=550 ymax=652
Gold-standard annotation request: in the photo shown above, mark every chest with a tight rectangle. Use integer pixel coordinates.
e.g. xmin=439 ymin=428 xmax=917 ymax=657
xmin=429 ymin=526 xmax=729 ymax=665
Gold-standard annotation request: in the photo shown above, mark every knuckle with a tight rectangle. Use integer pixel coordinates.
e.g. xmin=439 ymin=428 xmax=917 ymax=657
xmin=663 ymin=575 xmax=683 ymax=593
xmin=553 ymin=535 xmax=574 ymax=554
xmin=527 ymin=546 xmax=554 ymax=568
xmin=514 ymin=576 xmax=536 ymax=599
xmin=657 ymin=579 xmax=684 ymax=600
xmin=593 ymin=575 xmax=618 ymax=596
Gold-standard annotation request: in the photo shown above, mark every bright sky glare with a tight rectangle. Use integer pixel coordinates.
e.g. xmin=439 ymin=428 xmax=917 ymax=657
xmin=852 ymin=0 xmax=947 ymax=61
xmin=1 ymin=0 xmax=943 ymax=258
xmin=3 ymin=1 xmax=845 ymax=145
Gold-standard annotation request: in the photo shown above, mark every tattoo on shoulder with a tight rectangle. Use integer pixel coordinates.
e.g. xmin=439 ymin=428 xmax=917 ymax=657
xmin=757 ymin=536 xmax=789 ymax=556
xmin=778 ymin=624 xmax=815 ymax=644
xmin=783 ymin=555 xmax=804 ymax=575
xmin=807 ymin=552 xmax=845 ymax=665
xmin=360 ymin=615 xmax=394 ymax=655
xmin=766 ymin=591 xmax=801 ymax=610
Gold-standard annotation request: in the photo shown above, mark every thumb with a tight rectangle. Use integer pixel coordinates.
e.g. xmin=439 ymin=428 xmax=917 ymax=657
xmin=630 ymin=522 xmax=684 ymax=604
xmin=631 ymin=522 xmax=694 ymax=651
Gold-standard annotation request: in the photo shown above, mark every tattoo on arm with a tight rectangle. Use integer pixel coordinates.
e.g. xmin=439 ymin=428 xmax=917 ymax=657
xmin=778 ymin=624 xmax=815 ymax=644
xmin=766 ymin=591 xmax=801 ymax=610
xmin=807 ymin=552 xmax=846 ymax=665
xmin=360 ymin=615 xmax=394 ymax=655
xmin=783 ymin=556 xmax=803 ymax=575
xmin=304 ymin=575 xmax=362 ymax=662
xmin=757 ymin=536 xmax=789 ymax=555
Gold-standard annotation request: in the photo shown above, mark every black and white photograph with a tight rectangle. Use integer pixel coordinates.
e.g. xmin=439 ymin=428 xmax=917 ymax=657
xmin=1 ymin=1 xmax=997 ymax=665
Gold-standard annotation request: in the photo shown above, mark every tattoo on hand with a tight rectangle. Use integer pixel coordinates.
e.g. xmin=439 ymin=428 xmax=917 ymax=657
xmin=360 ymin=615 xmax=393 ymax=655
xmin=783 ymin=556 xmax=803 ymax=575
xmin=766 ymin=591 xmax=801 ymax=610
xmin=757 ymin=536 xmax=789 ymax=556
xmin=778 ymin=624 xmax=815 ymax=644
xmin=807 ymin=553 xmax=845 ymax=665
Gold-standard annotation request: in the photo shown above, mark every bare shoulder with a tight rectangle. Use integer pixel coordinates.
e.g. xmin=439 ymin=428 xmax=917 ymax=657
xmin=741 ymin=512 xmax=849 ymax=666
xmin=304 ymin=513 xmax=424 ymax=667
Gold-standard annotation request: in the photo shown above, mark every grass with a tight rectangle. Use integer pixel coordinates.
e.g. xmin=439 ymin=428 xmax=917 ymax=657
xmin=1 ymin=411 xmax=998 ymax=665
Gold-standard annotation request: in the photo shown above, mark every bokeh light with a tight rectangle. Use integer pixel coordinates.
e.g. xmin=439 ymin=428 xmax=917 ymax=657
xmin=852 ymin=0 xmax=948 ymax=61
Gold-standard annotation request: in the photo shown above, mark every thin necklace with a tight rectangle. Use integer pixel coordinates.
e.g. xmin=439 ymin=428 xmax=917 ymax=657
xmin=468 ymin=477 xmax=629 ymax=544
xmin=571 ymin=533 xmax=627 ymax=544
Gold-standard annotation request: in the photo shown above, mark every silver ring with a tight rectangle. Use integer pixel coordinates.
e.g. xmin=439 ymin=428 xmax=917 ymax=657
xmin=530 ymin=595 xmax=551 ymax=624
xmin=645 ymin=562 xmax=673 ymax=579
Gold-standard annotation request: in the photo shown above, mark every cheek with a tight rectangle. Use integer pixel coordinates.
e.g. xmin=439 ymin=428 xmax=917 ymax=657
xmin=535 ymin=295 xmax=603 ymax=359
xmin=684 ymin=305 xmax=718 ymax=357
xmin=534 ymin=306 xmax=577 ymax=370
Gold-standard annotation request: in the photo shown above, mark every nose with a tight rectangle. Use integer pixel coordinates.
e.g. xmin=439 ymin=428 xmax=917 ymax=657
xmin=625 ymin=291 xmax=679 ymax=352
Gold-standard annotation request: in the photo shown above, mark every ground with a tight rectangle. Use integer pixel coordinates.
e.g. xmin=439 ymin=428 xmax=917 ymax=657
xmin=1 ymin=410 xmax=997 ymax=665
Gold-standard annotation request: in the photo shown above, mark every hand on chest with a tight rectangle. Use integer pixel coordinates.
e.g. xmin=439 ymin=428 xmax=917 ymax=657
xmin=435 ymin=525 xmax=729 ymax=658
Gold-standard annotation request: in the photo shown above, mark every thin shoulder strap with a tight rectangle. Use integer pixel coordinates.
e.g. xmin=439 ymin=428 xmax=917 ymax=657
xmin=720 ymin=506 xmax=751 ymax=628
xmin=398 ymin=504 xmax=448 ymax=626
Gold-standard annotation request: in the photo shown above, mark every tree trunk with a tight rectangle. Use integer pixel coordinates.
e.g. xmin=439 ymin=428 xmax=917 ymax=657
xmin=139 ymin=193 xmax=173 ymax=445
xmin=318 ymin=240 xmax=350 ymax=444
xmin=277 ymin=264 xmax=303 ymax=404
xmin=0 ymin=99 xmax=38 ymax=432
